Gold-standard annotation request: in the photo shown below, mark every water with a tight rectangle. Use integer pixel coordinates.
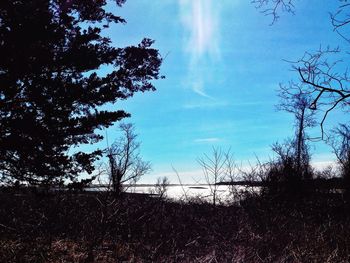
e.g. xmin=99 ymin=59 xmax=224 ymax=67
xmin=125 ymin=184 xmax=258 ymax=204
xmin=88 ymin=184 xmax=259 ymax=204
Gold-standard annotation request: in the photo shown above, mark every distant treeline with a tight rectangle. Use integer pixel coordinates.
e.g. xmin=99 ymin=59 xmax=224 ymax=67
xmin=218 ymin=178 xmax=345 ymax=190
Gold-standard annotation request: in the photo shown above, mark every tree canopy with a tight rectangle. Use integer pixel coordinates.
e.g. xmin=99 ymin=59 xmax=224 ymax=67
xmin=0 ymin=0 xmax=162 ymax=185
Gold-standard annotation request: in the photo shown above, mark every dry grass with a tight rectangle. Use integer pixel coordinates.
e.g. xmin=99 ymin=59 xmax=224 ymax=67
xmin=1 ymin=189 xmax=350 ymax=262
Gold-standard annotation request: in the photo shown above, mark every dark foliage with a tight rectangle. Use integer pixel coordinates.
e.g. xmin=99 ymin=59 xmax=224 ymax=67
xmin=0 ymin=0 xmax=162 ymax=185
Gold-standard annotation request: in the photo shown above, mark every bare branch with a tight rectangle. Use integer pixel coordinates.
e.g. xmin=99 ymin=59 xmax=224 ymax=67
xmin=330 ymin=3 xmax=350 ymax=43
xmin=252 ymin=0 xmax=295 ymax=24
xmin=286 ymin=47 xmax=350 ymax=138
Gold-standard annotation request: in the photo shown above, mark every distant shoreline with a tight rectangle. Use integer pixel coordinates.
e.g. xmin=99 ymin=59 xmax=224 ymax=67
xmin=89 ymin=182 xmax=262 ymax=188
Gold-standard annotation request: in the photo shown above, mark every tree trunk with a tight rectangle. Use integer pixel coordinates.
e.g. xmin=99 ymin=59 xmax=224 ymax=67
xmin=296 ymin=108 xmax=305 ymax=178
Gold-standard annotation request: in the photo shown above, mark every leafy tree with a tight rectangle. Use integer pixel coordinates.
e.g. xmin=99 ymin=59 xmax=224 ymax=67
xmin=0 ymin=0 xmax=162 ymax=185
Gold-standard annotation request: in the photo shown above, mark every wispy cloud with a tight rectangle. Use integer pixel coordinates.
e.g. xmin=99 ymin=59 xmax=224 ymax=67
xmin=179 ymin=0 xmax=221 ymax=98
xmin=179 ymin=0 xmax=220 ymax=61
xmin=194 ymin=137 xmax=222 ymax=144
xmin=182 ymin=100 xmax=228 ymax=109
xmin=182 ymin=99 xmax=274 ymax=110
xmin=191 ymin=79 xmax=212 ymax=99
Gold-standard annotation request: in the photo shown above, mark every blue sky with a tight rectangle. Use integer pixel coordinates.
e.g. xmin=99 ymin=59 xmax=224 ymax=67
xmin=99 ymin=0 xmax=350 ymax=183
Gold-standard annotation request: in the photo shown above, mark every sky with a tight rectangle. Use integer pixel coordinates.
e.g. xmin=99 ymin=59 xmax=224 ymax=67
xmin=98 ymin=0 xmax=350 ymax=184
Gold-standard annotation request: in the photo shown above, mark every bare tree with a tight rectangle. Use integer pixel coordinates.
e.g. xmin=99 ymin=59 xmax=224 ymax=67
xmin=252 ymin=1 xmax=350 ymax=137
xmin=224 ymin=149 xmax=237 ymax=182
xmin=197 ymin=147 xmax=235 ymax=206
xmin=288 ymin=47 xmax=350 ymax=138
xmin=107 ymin=123 xmax=151 ymax=197
xmin=328 ymin=124 xmax=350 ymax=192
xmin=277 ymin=82 xmax=315 ymax=178
xmin=261 ymin=2 xmax=350 ymax=138
xmin=223 ymin=150 xmax=244 ymax=201
xmin=155 ymin=176 xmax=170 ymax=199
xmin=198 ymin=147 xmax=225 ymax=206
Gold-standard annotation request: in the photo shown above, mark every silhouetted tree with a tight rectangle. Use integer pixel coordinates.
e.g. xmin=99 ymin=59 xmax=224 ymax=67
xmin=277 ymin=83 xmax=315 ymax=180
xmin=296 ymin=4 xmax=350 ymax=134
xmin=198 ymin=147 xmax=235 ymax=206
xmin=255 ymin=1 xmax=350 ymax=137
xmin=267 ymin=140 xmax=298 ymax=194
xmin=329 ymin=124 xmax=350 ymax=193
xmin=198 ymin=148 xmax=225 ymax=206
xmin=266 ymin=139 xmax=312 ymax=196
xmin=107 ymin=123 xmax=150 ymax=196
xmin=155 ymin=176 xmax=170 ymax=199
xmin=0 ymin=1 xmax=162 ymax=186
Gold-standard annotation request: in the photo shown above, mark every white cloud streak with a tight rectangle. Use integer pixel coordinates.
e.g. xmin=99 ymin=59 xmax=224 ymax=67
xmin=182 ymin=100 xmax=228 ymax=109
xmin=179 ymin=0 xmax=221 ymax=98
xmin=179 ymin=0 xmax=220 ymax=61
xmin=182 ymin=99 xmax=275 ymax=110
